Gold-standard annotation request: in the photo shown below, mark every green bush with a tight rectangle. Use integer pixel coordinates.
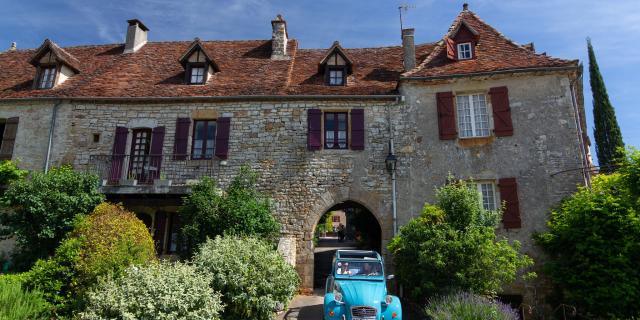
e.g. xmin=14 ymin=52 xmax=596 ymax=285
xmin=388 ymin=179 xmax=532 ymax=303
xmin=25 ymin=202 xmax=156 ymax=316
xmin=179 ymin=166 xmax=280 ymax=257
xmin=0 ymin=166 xmax=104 ymax=269
xmin=80 ymin=262 xmax=224 ymax=320
xmin=193 ymin=236 xmax=299 ymax=320
xmin=425 ymin=292 xmax=519 ymax=320
xmin=0 ymin=273 xmax=50 ymax=320
xmin=0 ymin=160 xmax=27 ymax=186
xmin=535 ymin=149 xmax=640 ymax=318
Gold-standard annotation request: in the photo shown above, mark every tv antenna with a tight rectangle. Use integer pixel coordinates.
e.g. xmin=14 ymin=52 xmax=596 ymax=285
xmin=398 ymin=4 xmax=415 ymax=39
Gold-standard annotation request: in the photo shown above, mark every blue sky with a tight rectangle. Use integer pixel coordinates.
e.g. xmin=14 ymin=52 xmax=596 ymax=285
xmin=1 ymin=0 xmax=638 ymax=154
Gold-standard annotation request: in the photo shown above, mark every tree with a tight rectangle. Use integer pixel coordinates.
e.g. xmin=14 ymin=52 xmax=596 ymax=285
xmin=388 ymin=179 xmax=533 ymax=303
xmin=0 ymin=160 xmax=27 ymax=186
xmin=589 ymin=38 xmax=624 ymax=172
xmin=535 ymin=149 xmax=640 ymax=318
xmin=0 ymin=166 xmax=104 ymax=269
xmin=178 ymin=166 xmax=280 ymax=258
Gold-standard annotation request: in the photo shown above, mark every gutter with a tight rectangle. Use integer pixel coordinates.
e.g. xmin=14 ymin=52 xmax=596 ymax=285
xmin=44 ymin=100 xmax=62 ymax=173
xmin=401 ymin=65 xmax=579 ymax=81
xmin=0 ymin=94 xmax=400 ymax=104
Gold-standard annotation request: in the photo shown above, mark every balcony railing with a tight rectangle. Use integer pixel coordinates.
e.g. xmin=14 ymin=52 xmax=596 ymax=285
xmin=88 ymin=154 xmax=214 ymax=186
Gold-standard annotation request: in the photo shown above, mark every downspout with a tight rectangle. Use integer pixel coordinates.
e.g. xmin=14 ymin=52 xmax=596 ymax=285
xmin=389 ymin=97 xmax=399 ymax=237
xmin=568 ymin=67 xmax=591 ymax=188
xmin=44 ymin=100 xmax=62 ymax=173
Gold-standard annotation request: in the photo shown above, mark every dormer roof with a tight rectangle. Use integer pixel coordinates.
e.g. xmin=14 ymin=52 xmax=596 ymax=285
xmin=178 ymin=38 xmax=220 ymax=72
xmin=318 ymin=41 xmax=354 ymax=74
xmin=28 ymin=39 xmax=81 ymax=73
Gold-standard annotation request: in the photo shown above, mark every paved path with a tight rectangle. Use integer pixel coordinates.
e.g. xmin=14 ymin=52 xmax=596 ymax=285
xmin=277 ymin=290 xmax=324 ymax=320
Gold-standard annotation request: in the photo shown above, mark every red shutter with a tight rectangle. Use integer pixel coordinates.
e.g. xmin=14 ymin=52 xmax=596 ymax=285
xmin=490 ymin=86 xmax=514 ymax=136
xmin=109 ymin=127 xmax=128 ymax=183
xmin=350 ymin=109 xmax=365 ymax=150
xmin=154 ymin=211 xmax=167 ymax=254
xmin=498 ymin=178 xmax=522 ymax=229
xmin=446 ymin=37 xmax=457 ymax=61
xmin=307 ymin=109 xmax=322 ymax=150
xmin=173 ymin=118 xmax=191 ymax=160
xmin=0 ymin=117 xmax=19 ymax=161
xmin=149 ymin=126 xmax=165 ymax=182
xmin=436 ymin=92 xmax=457 ymax=140
xmin=214 ymin=117 xmax=230 ymax=159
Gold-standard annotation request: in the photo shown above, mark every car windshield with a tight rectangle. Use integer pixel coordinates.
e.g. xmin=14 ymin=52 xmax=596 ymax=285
xmin=335 ymin=260 xmax=383 ymax=277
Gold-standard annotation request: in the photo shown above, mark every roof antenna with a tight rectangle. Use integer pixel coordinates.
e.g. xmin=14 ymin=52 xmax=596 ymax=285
xmin=398 ymin=4 xmax=415 ymax=40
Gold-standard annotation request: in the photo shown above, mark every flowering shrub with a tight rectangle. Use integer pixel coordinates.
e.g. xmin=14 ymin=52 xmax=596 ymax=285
xmin=81 ymin=262 xmax=223 ymax=320
xmin=425 ymin=292 xmax=519 ymax=320
xmin=193 ymin=236 xmax=299 ymax=320
xmin=0 ymin=273 xmax=50 ymax=319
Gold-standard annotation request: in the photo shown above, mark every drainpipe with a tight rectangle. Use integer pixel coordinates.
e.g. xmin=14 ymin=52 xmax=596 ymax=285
xmin=390 ymin=139 xmax=397 ymax=236
xmin=568 ymin=67 xmax=591 ymax=188
xmin=44 ymin=100 xmax=62 ymax=173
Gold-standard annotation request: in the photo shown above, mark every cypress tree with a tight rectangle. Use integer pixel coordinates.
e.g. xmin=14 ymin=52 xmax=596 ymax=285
xmin=588 ymin=38 xmax=624 ymax=172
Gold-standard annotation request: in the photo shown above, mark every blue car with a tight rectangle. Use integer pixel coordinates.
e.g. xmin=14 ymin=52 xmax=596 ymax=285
xmin=323 ymin=250 xmax=401 ymax=320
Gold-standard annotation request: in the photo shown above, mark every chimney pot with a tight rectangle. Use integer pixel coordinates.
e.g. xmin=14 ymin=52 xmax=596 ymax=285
xmin=124 ymin=19 xmax=149 ymax=54
xmin=9 ymin=42 xmax=16 ymax=51
xmin=271 ymin=14 xmax=289 ymax=60
xmin=402 ymin=28 xmax=416 ymax=71
xmin=463 ymin=3 xmax=469 ymax=11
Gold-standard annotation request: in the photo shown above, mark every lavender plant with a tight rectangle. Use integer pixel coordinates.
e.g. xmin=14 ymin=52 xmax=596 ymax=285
xmin=425 ymin=292 xmax=519 ymax=320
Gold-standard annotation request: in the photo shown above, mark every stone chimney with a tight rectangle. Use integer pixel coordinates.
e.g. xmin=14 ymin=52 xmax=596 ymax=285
xmin=8 ymin=42 xmax=16 ymax=51
xmin=124 ymin=19 xmax=149 ymax=54
xmin=271 ymin=14 xmax=289 ymax=60
xmin=402 ymin=28 xmax=416 ymax=71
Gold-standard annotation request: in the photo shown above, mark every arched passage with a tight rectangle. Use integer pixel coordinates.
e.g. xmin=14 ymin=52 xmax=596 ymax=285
xmin=312 ymin=200 xmax=382 ymax=288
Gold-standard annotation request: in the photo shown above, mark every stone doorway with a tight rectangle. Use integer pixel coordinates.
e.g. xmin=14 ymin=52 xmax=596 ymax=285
xmin=312 ymin=200 xmax=382 ymax=289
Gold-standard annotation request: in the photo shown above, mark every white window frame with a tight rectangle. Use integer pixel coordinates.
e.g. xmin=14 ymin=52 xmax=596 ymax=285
xmin=456 ymin=93 xmax=491 ymax=138
xmin=39 ymin=66 xmax=57 ymax=89
xmin=457 ymin=42 xmax=472 ymax=60
xmin=190 ymin=66 xmax=205 ymax=84
xmin=476 ymin=182 xmax=498 ymax=211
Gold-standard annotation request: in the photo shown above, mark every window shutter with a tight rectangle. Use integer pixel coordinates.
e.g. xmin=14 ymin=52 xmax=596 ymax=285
xmin=498 ymin=177 xmax=522 ymax=229
xmin=307 ymin=109 xmax=322 ymax=150
xmin=109 ymin=126 xmax=129 ymax=183
xmin=436 ymin=92 xmax=457 ymax=140
xmin=154 ymin=211 xmax=167 ymax=254
xmin=214 ymin=117 xmax=230 ymax=159
xmin=0 ymin=117 xmax=19 ymax=161
xmin=350 ymin=109 xmax=365 ymax=150
xmin=149 ymin=126 xmax=165 ymax=181
xmin=489 ymin=86 xmax=514 ymax=136
xmin=446 ymin=37 xmax=457 ymax=61
xmin=173 ymin=118 xmax=191 ymax=160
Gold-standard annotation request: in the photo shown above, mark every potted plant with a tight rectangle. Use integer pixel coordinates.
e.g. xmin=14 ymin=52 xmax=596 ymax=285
xmin=154 ymin=173 xmax=172 ymax=187
xmin=120 ymin=172 xmax=138 ymax=186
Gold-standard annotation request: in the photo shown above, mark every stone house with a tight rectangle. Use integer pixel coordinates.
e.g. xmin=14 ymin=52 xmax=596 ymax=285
xmin=0 ymin=5 xmax=591 ymax=308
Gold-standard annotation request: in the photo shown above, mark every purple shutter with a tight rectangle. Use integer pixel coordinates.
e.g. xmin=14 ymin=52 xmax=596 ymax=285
xmin=350 ymin=109 xmax=365 ymax=150
xmin=489 ymin=86 xmax=514 ymax=136
xmin=154 ymin=211 xmax=167 ymax=254
xmin=0 ymin=117 xmax=19 ymax=161
xmin=149 ymin=126 xmax=165 ymax=182
xmin=307 ymin=109 xmax=322 ymax=150
xmin=109 ymin=127 xmax=128 ymax=183
xmin=214 ymin=117 xmax=230 ymax=159
xmin=173 ymin=118 xmax=191 ymax=160
xmin=499 ymin=178 xmax=522 ymax=229
xmin=436 ymin=92 xmax=457 ymax=140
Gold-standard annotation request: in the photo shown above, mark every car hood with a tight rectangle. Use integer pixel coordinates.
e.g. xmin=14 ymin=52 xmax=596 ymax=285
xmin=336 ymin=279 xmax=386 ymax=308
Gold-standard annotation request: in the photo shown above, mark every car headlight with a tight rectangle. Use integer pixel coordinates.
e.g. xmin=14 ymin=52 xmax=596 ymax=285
xmin=334 ymin=291 xmax=343 ymax=303
xmin=385 ymin=295 xmax=393 ymax=304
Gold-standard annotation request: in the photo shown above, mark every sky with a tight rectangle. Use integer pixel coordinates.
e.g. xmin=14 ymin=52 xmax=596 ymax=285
xmin=0 ymin=0 xmax=638 ymax=155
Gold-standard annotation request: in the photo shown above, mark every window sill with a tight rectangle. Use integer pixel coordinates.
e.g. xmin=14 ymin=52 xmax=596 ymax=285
xmin=457 ymin=136 xmax=494 ymax=147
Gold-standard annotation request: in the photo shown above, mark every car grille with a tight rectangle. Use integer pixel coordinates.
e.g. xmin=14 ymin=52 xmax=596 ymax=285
xmin=351 ymin=306 xmax=377 ymax=319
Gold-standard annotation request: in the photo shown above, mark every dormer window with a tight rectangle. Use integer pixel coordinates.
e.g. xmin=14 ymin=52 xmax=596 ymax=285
xmin=38 ymin=66 xmax=57 ymax=89
xmin=179 ymin=38 xmax=220 ymax=85
xmin=457 ymin=42 xmax=472 ymax=60
xmin=319 ymin=41 xmax=354 ymax=87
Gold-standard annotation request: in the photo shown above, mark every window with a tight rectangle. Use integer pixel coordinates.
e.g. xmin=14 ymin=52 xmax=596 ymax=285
xmin=128 ymin=128 xmax=152 ymax=181
xmin=456 ymin=94 xmax=490 ymax=138
xmin=324 ymin=112 xmax=348 ymax=149
xmin=332 ymin=216 xmax=340 ymax=223
xmin=166 ymin=214 xmax=180 ymax=254
xmin=457 ymin=42 xmax=472 ymax=60
xmin=327 ymin=67 xmax=345 ymax=86
xmin=191 ymin=120 xmax=216 ymax=159
xmin=39 ymin=66 xmax=56 ymax=89
xmin=189 ymin=65 xmax=205 ymax=84
xmin=475 ymin=182 xmax=497 ymax=211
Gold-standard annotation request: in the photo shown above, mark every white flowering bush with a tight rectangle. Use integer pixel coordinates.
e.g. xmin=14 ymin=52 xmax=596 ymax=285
xmin=80 ymin=262 xmax=223 ymax=320
xmin=193 ymin=236 xmax=299 ymax=320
